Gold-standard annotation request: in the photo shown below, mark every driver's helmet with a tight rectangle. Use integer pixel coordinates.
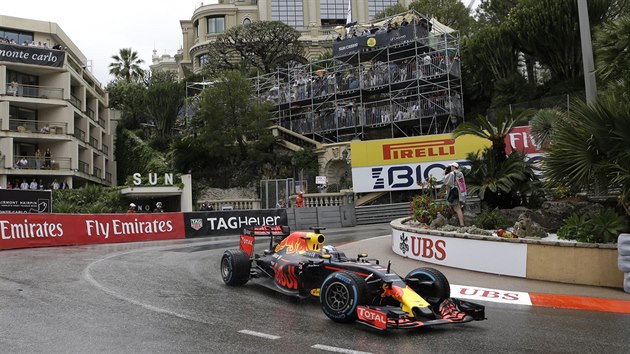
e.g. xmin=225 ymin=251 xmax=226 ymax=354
xmin=323 ymin=245 xmax=345 ymax=259
xmin=323 ymin=245 xmax=337 ymax=254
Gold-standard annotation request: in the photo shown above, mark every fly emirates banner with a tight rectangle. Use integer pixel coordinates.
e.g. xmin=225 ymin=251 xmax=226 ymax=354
xmin=0 ymin=213 xmax=185 ymax=250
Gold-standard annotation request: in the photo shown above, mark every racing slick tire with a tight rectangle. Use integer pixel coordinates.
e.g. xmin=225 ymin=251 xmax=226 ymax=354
xmin=320 ymin=271 xmax=367 ymax=323
xmin=221 ymin=249 xmax=251 ymax=286
xmin=404 ymin=267 xmax=450 ymax=310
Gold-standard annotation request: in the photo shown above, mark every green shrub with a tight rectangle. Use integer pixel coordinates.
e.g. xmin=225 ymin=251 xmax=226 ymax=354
xmin=472 ymin=208 xmax=511 ymax=230
xmin=410 ymin=193 xmax=453 ymax=225
xmin=557 ymin=209 xmax=626 ymax=243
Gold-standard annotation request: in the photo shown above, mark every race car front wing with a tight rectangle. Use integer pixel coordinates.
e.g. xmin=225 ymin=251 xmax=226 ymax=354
xmin=356 ymin=298 xmax=486 ymax=330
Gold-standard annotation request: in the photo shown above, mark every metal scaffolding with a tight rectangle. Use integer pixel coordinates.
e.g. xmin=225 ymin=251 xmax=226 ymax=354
xmin=252 ymin=10 xmax=463 ymax=143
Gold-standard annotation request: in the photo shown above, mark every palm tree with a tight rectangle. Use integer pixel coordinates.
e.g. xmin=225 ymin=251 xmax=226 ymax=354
xmin=452 ymin=109 xmax=534 ymax=164
xmin=543 ymin=94 xmax=630 ymax=215
xmin=529 ymin=108 xmax=564 ymax=150
xmin=109 ymin=48 xmax=145 ymax=83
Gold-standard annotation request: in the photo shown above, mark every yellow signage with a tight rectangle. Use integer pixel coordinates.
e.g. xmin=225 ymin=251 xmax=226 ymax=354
xmin=367 ymin=37 xmax=376 ymax=47
xmin=351 ymin=134 xmax=490 ymax=167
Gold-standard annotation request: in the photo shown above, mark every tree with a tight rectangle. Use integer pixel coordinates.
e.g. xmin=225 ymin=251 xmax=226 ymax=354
xmin=145 ymin=71 xmax=185 ymax=151
xmin=594 ymin=14 xmax=630 ymax=99
xmin=408 ymin=0 xmax=476 ymax=36
xmin=109 ymin=48 xmax=145 ymax=83
xmin=452 ymin=109 xmax=533 ymax=164
xmin=107 ymin=81 xmax=147 ymax=130
xmin=374 ymin=4 xmax=408 ymax=20
xmin=203 ymin=21 xmax=306 ymax=75
xmin=541 ymin=95 xmax=630 ymax=216
xmin=172 ymin=70 xmax=276 ymax=187
xmin=475 ymin=0 xmax=519 ymax=27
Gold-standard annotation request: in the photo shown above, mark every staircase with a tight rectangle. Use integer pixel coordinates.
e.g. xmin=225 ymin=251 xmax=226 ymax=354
xmin=355 ymin=202 xmax=411 ymax=225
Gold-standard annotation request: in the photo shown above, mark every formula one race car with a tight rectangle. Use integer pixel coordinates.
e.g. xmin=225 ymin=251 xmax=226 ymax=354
xmin=220 ymin=225 xmax=485 ymax=330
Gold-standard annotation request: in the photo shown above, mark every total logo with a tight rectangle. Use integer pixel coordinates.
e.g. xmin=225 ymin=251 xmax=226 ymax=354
xmin=357 ymin=306 xmax=387 ymax=329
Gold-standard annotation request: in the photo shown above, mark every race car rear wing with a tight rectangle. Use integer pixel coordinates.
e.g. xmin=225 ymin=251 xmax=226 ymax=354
xmin=240 ymin=225 xmax=290 ymax=257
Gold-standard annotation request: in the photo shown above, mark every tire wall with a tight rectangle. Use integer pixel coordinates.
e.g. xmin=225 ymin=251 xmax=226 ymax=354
xmin=618 ymin=234 xmax=630 ymax=292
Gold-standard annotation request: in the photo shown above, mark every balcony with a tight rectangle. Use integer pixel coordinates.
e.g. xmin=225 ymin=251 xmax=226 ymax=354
xmin=102 ymin=143 xmax=109 ymax=155
xmin=74 ymin=127 xmax=86 ymax=141
xmin=86 ymin=107 xmax=95 ymax=119
xmin=78 ymin=160 xmax=89 ymax=174
xmin=9 ymin=119 xmax=68 ymax=135
xmin=93 ymin=167 xmax=102 ymax=178
xmin=98 ymin=116 xmax=106 ymax=127
xmin=89 ymin=137 xmax=99 ymax=149
xmin=12 ymin=155 xmax=71 ymax=170
xmin=69 ymin=95 xmax=81 ymax=109
xmin=105 ymin=172 xmax=112 ymax=183
xmin=5 ymin=83 xmax=64 ymax=100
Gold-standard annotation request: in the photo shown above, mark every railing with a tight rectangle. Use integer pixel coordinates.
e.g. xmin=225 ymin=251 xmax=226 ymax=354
xmin=69 ymin=95 xmax=81 ymax=109
xmin=89 ymin=137 xmax=99 ymax=149
xmin=12 ymin=155 xmax=71 ymax=170
xmin=78 ymin=160 xmax=89 ymax=174
xmin=105 ymin=172 xmax=112 ymax=183
xmin=202 ymin=199 xmax=261 ymax=211
xmin=102 ymin=143 xmax=109 ymax=155
xmin=5 ymin=83 xmax=64 ymax=99
xmin=9 ymin=119 xmax=68 ymax=135
xmin=75 ymin=127 xmax=86 ymax=141
xmin=93 ymin=167 xmax=102 ymax=178
xmin=98 ymin=116 xmax=106 ymax=127
xmin=86 ymin=107 xmax=95 ymax=119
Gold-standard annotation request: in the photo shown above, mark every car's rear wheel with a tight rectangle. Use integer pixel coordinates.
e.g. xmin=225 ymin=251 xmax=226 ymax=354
xmin=404 ymin=267 xmax=450 ymax=309
xmin=221 ymin=249 xmax=250 ymax=286
xmin=319 ymin=271 xmax=367 ymax=323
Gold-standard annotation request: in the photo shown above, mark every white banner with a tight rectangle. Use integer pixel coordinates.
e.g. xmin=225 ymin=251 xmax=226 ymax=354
xmin=352 ymin=161 xmax=459 ymax=193
xmin=392 ymin=229 xmax=527 ymax=277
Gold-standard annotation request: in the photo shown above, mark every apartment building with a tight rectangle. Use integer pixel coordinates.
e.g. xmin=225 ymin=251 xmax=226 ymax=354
xmin=0 ymin=15 xmax=115 ymax=190
xmin=176 ymin=0 xmax=412 ymax=77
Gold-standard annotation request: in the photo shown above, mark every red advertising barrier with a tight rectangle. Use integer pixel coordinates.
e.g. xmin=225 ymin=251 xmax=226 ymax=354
xmin=0 ymin=212 xmax=185 ymax=250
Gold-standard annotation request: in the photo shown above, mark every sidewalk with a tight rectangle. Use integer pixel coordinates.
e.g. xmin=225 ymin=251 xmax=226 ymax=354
xmin=336 ymin=232 xmax=630 ymax=313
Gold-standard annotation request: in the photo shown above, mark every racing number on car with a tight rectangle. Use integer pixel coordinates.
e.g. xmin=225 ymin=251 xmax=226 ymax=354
xmin=274 ymin=264 xmax=299 ymax=290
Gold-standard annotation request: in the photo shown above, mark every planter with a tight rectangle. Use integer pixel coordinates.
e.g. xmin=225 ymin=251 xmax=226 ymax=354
xmin=391 ymin=217 xmax=623 ymax=288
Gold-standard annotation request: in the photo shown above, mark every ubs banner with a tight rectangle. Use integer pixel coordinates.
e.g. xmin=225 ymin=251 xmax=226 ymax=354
xmin=0 ymin=213 xmax=185 ymax=250
xmin=184 ymin=209 xmax=288 ymax=237
xmin=0 ymin=190 xmax=52 ymax=213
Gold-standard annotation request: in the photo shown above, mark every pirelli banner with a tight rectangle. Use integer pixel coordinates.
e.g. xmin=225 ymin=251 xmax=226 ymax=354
xmin=184 ymin=209 xmax=288 ymax=237
xmin=0 ymin=213 xmax=185 ymax=250
xmin=350 ymin=127 xmax=543 ymax=193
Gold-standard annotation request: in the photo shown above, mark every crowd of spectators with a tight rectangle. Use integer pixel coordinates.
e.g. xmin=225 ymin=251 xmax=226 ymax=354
xmin=0 ymin=36 xmax=64 ymax=50
xmin=4 ymin=178 xmax=69 ymax=190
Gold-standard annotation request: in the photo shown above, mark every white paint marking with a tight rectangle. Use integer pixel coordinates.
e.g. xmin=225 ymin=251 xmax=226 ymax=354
xmin=238 ymin=329 xmax=281 ymax=340
xmin=311 ymin=344 xmax=373 ymax=354
xmin=451 ymin=284 xmax=533 ymax=306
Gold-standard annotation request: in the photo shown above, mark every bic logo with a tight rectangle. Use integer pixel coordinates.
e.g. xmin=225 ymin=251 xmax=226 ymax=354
xmin=371 ymin=164 xmax=456 ymax=190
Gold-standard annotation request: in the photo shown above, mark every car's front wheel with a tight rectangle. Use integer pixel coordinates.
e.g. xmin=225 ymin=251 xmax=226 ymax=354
xmin=220 ymin=249 xmax=250 ymax=286
xmin=404 ymin=267 xmax=450 ymax=310
xmin=319 ymin=271 xmax=367 ymax=323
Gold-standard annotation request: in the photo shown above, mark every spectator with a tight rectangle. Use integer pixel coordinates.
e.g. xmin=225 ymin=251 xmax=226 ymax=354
xmin=8 ymin=80 xmax=18 ymax=96
xmin=127 ymin=203 xmax=136 ymax=213
xmin=295 ymin=191 xmax=304 ymax=208
xmin=443 ymin=162 xmax=467 ymax=227
xmin=60 ymin=180 xmax=69 ymax=189
xmin=20 ymin=179 xmax=29 ymax=190
xmin=153 ymin=201 xmax=164 ymax=212
xmin=17 ymin=156 xmax=28 ymax=168
xmin=44 ymin=148 xmax=51 ymax=168
xmin=34 ymin=148 xmax=42 ymax=169
xmin=200 ymin=203 xmax=208 ymax=211
xmin=29 ymin=178 xmax=38 ymax=190
xmin=40 ymin=124 xmax=50 ymax=134
xmin=275 ymin=199 xmax=286 ymax=208
xmin=51 ymin=179 xmax=60 ymax=190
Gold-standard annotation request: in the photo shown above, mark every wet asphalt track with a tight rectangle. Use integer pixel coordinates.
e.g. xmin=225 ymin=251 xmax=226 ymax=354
xmin=0 ymin=224 xmax=628 ymax=353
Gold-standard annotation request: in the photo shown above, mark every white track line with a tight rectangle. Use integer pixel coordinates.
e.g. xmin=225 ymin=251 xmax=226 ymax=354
xmin=311 ymin=344 xmax=373 ymax=354
xmin=238 ymin=329 xmax=281 ymax=340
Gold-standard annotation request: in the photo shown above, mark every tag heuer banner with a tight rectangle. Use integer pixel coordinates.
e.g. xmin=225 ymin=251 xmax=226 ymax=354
xmin=184 ymin=209 xmax=288 ymax=237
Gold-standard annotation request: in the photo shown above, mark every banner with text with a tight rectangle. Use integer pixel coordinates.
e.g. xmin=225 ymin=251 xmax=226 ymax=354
xmin=0 ymin=213 xmax=185 ymax=250
xmin=0 ymin=189 xmax=52 ymax=213
xmin=0 ymin=43 xmax=65 ymax=67
xmin=184 ymin=209 xmax=288 ymax=237
xmin=391 ymin=229 xmax=527 ymax=277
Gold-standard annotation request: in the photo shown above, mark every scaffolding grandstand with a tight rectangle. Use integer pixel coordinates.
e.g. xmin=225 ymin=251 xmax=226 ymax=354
xmin=252 ymin=10 xmax=463 ymax=144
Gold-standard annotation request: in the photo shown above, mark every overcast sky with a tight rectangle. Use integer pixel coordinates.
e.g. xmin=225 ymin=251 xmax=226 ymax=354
xmin=3 ymin=0 xmax=210 ymax=85
xmin=4 ymin=1 xmax=474 ymax=86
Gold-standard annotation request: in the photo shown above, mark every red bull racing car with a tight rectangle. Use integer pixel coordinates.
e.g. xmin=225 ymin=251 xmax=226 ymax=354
xmin=220 ymin=225 xmax=485 ymax=330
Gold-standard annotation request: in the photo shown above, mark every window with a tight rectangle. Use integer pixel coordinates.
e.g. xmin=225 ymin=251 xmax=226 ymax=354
xmin=198 ymin=54 xmax=210 ymax=68
xmin=271 ymin=0 xmax=304 ymax=28
xmin=242 ymin=17 xmax=252 ymax=26
xmin=320 ymin=0 xmax=347 ymax=26
xmin=207 ymin=16 xmax=225 ymax=34
xmin=368 ymin=0 xmax=400 ymax=20
xmin=0 ymin=27 xmax=34 ymax=45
